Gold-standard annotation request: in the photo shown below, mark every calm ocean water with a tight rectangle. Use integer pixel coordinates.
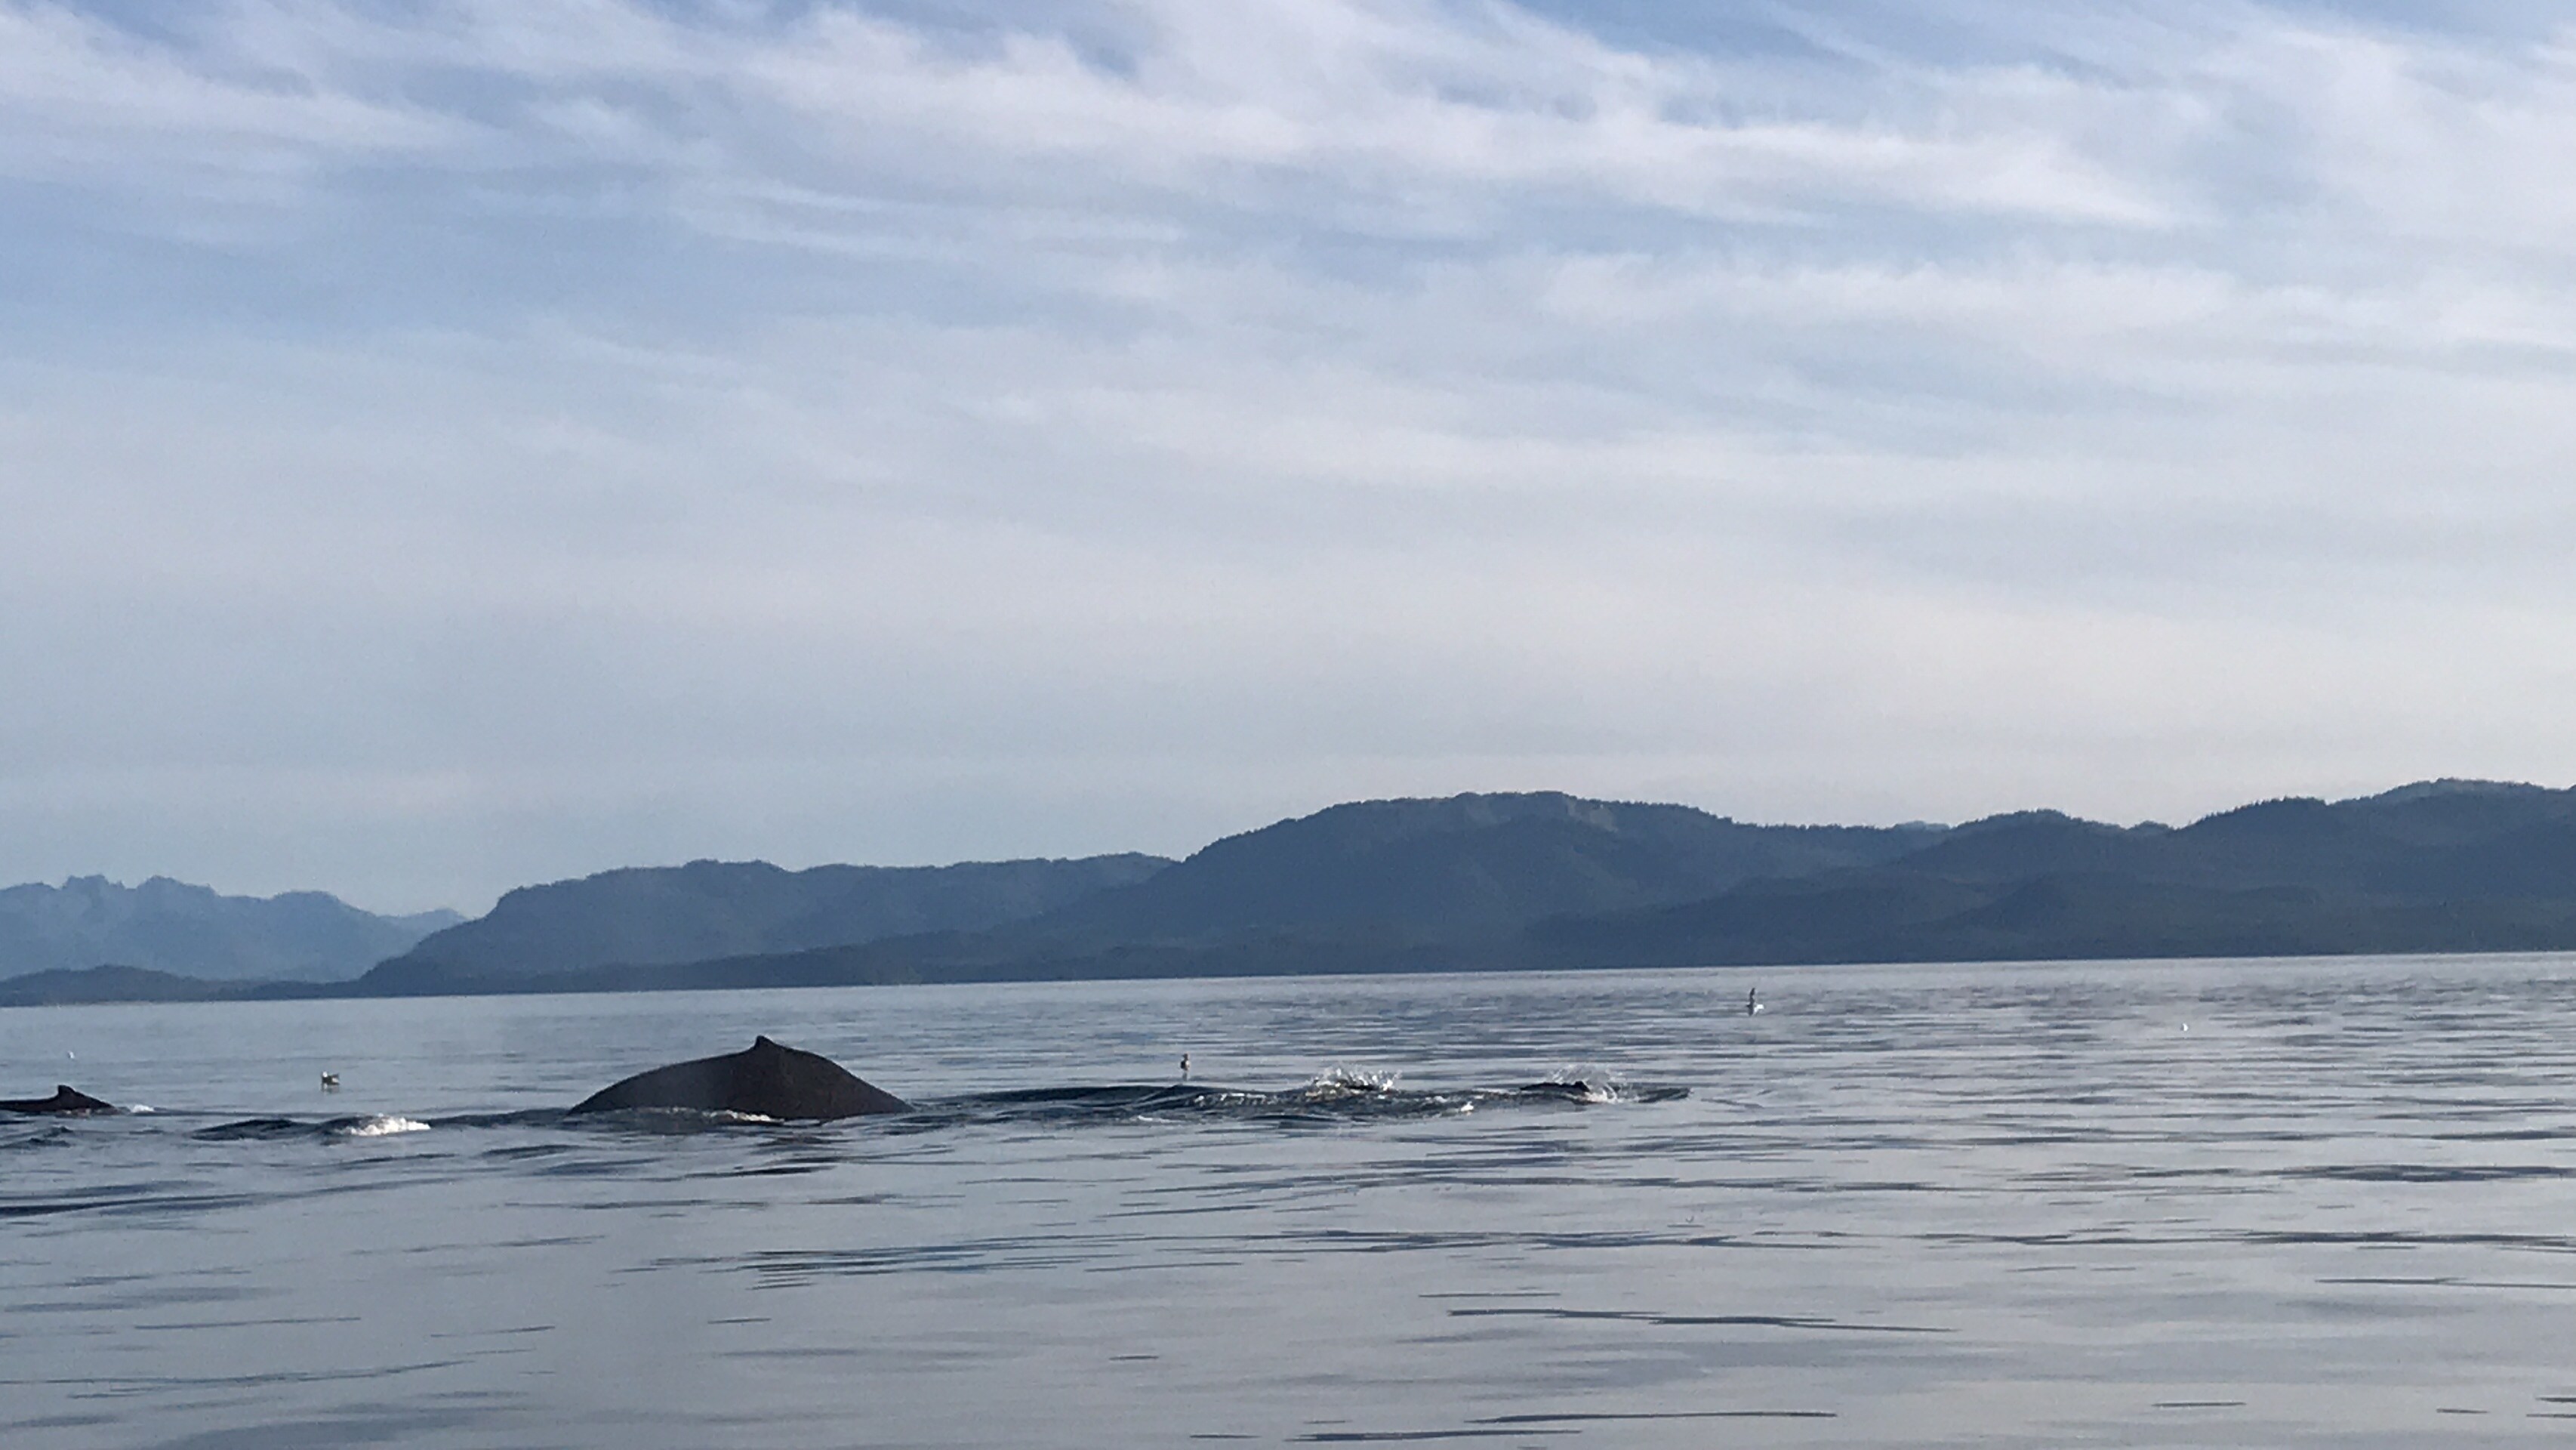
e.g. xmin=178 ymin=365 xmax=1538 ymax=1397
xmin=8 ymin=955 xmax=2576 ymax=1448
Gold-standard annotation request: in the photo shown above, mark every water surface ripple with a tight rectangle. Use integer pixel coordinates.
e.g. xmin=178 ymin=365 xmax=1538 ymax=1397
xmin=7 ymin=955 xmax=2576 ymax=1447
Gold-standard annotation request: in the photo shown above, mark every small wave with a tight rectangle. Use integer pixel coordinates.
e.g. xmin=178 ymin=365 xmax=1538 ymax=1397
xmin=1518 ymin=1078 xmax=1621 ymax=1105
xmin=563 ymin=1105 xmax=796 ymax=1134
xmin=1511 ymin=1076 xmax=1690 ymax=1106
xmin=196 ymin=1114 xmax=441 ymax=1143
xmin=433 ymin=1109 xmax=565 ymax=1131
xmin=1525 ymin=1069 xmax=1638 ymax=1105
xmin=171 ymin=1075 xmax=1682 ymax=1145
xmin=1303 ymin=1066 xmax=1400 ymax=1097
xmin=335 ymin=1115 xmax=430 ymax=1138
xmin=932 ymin=1074 xmax=1685 ymax=1129
xmin=196 ymin=1117 xmax=309 ymax=1142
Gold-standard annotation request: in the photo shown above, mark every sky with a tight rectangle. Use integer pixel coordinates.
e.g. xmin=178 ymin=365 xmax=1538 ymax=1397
xmin=5 ymin=0 xmax=2576 ymax=914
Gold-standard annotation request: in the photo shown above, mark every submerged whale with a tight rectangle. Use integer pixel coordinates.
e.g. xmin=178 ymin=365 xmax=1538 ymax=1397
xmin=1 ymin=1084 xmax=119 ymax=1115
xmin=568 ymin=1036 xmax=908 ymax=1121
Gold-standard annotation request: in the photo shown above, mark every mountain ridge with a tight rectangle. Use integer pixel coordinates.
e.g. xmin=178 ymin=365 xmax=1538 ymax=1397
xmin=0 ymin=875 xmax=461 ymax=983
xmin=12 ymin=777 xmax=2576 ymax=1005
xmin=382 ymin=853 xmax=1174 ymax=983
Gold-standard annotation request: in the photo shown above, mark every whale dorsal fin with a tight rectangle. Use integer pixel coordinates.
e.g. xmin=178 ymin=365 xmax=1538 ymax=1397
xmin=56 ymin=1084 xmax=74 ymax=1095
xmin=753 ymin=1035 xmax=778 ymax=1050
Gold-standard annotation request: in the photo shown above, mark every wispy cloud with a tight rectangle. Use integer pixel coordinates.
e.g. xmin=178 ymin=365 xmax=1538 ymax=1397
xmin=0 ymin=3 xmax=458 ymax=196
xmin=7 ymin=1 xmax=2576 ymax=907
xmin=0 ymin=0 xmax=2185 ymax=226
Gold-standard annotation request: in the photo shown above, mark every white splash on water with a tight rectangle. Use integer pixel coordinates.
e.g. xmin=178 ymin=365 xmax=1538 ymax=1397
xmin=336 ymin=1115 xmax=430 ymax=1137
xmin=1541 ymin=1068 xmax=1629 ymax=1104
xmin=1305 ymin=1066 xmax=1399 ymax=1096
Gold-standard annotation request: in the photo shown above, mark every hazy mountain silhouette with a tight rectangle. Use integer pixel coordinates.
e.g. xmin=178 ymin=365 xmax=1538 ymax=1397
xmin=0 ymin=964 xmax=249 ymax=1007
xmin=0 ymin=876 xmax=459 ymax=983
xmin=368 ymin=854 xmax=1171 ymax=992
xmin=20 ymin=779 xmax=2576 ymax=1005
xmin=362 ymin=793 xmax=1949 ymax=993
xmin=344 ymin=794 xmax=1942 ymax=995
xmin=1025 ymin=792 xmax=1946 ymax=941
xmin=1527 ymin=780 xmax=2576 ymax=968
xmin=599 ymin=780 xmax=2576 ymax=989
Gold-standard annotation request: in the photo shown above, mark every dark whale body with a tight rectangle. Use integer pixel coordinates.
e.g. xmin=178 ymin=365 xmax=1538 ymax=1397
xmin=1 ymin=1084 xmax=118 ymax=1115
xmin=569 ymin=1036 xmax=908 ymax=1120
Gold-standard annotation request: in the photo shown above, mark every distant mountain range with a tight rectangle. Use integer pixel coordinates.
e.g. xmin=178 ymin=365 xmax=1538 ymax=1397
xmin=1536 ymin=782 xmax=2576 ymax=968
xmin=368 ymin=854 xmax=1171 ymax=992
xmin=11 ymin=779 xmax=2576 ymax=1007
xmin=0 ymin=876 xmax=459 ymax=984
xmin=350 ymin=794 xmax=1941 ymax=997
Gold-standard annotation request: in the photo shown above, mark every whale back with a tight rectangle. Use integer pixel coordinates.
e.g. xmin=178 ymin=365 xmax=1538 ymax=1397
xmin=0 ymin=1084 xmax=118 ymax=1115
xmin=569 ymin=1036 xmax=907 ymax=1120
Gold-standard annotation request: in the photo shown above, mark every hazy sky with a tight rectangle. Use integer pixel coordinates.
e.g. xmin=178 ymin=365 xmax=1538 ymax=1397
xmin=6 ymin=0 xmax=2575 ymax=912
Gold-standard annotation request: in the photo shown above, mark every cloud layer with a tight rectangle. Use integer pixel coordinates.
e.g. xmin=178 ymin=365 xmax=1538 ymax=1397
xmin=6 ymin=0 xmax=2576 ymax=910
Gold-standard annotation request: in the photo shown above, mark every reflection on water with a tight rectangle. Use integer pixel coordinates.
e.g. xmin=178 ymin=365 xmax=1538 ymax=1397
xmin=7 ymin=955 xmax=2576 ymax=1447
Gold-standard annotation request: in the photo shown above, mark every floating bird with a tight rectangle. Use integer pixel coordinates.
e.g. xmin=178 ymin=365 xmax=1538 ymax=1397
xmin=1179 ymin=1054 xmax=1191 ymax=1081
xmin=1746 ymin=988 xmax=1765 ymax=1016
xmin=319 ymin=1072 xmax=340 ymax=1091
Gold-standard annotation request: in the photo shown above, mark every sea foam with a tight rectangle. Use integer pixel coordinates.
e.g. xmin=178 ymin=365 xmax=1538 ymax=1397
xmin=336 ymin=1115 xmax=430 ymax=1138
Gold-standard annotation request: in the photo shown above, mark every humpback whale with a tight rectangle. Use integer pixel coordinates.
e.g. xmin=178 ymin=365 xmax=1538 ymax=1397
xmin=1 ymin=1084 xmax=118 ymax=1115
xmin=568 ymin=1036 xmax=908 ymax=1120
